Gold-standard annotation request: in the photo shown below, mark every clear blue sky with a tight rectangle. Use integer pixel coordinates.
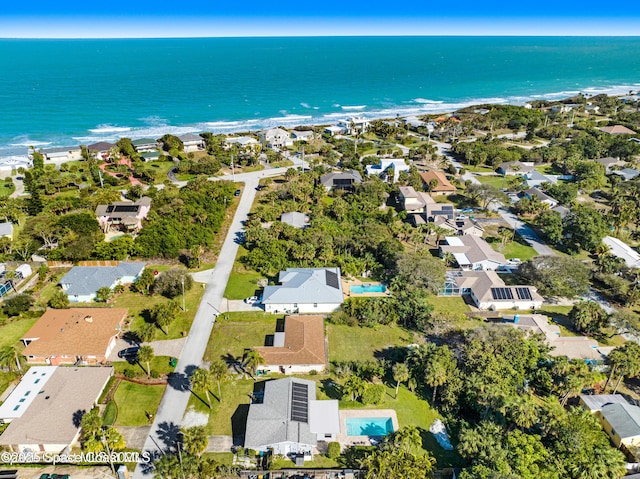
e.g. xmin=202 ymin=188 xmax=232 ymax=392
xmin=2 ymin=0 xmax=640 ymax=37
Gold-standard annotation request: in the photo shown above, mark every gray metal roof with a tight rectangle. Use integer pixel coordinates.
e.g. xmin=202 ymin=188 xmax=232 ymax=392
xmin=178 ymin=133 xmax=203 ymax=142
xmin=0 ymin=222 xmax=13 ymax=236
xmin=601 ymin=402 xmax=640 ymax=439
xmin=262 ymin=268 xmax=343 ymax=305
xmin=60 ymin=262 xmax=145 ymax=297
xmin=319 ymin=170 xmax=363 ymax=187
xmin=244 ymin=378 xmax=318 ymax=449
xmin=280 ymin=212 xmax=309 ymax=229
xmin=580 ymin=394 xmax=628 ymax=412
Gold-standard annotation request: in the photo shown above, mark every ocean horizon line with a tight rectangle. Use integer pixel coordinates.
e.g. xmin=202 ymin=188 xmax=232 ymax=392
xmin=2 ymin=34 xmax=640 ymax=40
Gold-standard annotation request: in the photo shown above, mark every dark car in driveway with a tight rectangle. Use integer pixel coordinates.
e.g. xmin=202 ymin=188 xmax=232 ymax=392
xmin=118 ymin=346 xmax=140 ymax=359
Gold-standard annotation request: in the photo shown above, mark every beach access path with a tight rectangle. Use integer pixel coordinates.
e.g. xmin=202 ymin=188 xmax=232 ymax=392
xmin=133 ymin=164 xmax=309 ymax=478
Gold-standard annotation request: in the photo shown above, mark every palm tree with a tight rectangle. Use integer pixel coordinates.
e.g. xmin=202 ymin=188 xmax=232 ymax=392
xmin=0 ymin=345 xmax=22 ymax=373
xmin=392 ymin=363 xmax=409 ymax=399
xmin=209 ymin=360 xmax=228 ymax=402
xmin=137 ymin=345 xmax=154 ymax=378
xmin=180 ymin=426 xmax=208 ymax=456
xmin=243 ymin=349 xmax=264 ymax=379
xmin=191 ymin=367 xmax=214 ymax=408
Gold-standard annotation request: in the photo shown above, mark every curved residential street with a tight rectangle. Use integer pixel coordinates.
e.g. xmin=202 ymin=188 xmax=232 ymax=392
xmin=133 ymin=170 xmax=264 ymax=478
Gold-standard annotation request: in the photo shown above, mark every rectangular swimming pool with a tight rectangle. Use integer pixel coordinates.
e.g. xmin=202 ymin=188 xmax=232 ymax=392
xmin=349 ymin=284 xmax=387 ymax=294
xmin=345 ymin=417 xmax=394 ymax=436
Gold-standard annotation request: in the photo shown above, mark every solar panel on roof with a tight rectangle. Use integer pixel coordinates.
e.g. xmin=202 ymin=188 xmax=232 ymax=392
xmin=325 ymin=270 xmax=339 ymax=289
xmin=516 ymin=287 xmax=532 ymax=300
xmin=491 ymin=287 xmax=514 ymax=300
xmin=290 ymin=382 xmax=309 ymax=423
xmin=113 ymin=205 xmax=139 ymax=213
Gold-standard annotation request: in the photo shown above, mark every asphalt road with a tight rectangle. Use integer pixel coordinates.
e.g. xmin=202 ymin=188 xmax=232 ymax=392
xmin=133 ymin=170 xmax=262 ymax=478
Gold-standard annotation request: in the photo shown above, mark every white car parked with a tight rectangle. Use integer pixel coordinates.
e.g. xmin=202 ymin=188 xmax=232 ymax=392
xmin=244 ymin=296 xmax=259 ymax=304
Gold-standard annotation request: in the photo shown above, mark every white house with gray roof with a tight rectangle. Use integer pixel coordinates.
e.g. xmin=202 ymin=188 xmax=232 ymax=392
xmin=178 ymin=133 xmax=205 ymax=152
xmin=598 ymin=402 xmax=640 ymax=449
xmin=37 ymin=146 xmax=82 ymax=164
xmin=262 ymin=268 xmax=344 ymax=314
xmin=439 ymin=236 xmax=507 ymax=271
xmin=244 ymin=378 xmax=340 ymax=457
xmin=60 ymin=262 xmax=145 ymax=302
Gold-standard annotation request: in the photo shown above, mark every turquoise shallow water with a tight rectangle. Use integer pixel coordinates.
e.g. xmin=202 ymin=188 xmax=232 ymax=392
xmin=1 ymin=36 xmax=640 ymax=155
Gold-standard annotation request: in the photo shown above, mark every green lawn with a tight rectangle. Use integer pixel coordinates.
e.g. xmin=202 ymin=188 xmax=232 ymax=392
xmin=487 ymin=235 xmax=538 ymax=261
xmin=327 ymin=323 xmax=419 ymax=363
xmin=115 ymin=281 xmax=206 ymax=341
xmin=476 ymin=174 xmax=508 ymax=189
xmin=0 ymin=316 xmax=38 ymax=349
xmin=112 ymin=355 xmax=177 ymax=377
xmin=186 ymin=378 xmax=254 ymax=435
xmin=204 ymin=311 xmax=280 ymax=363
xmin=0 ymin=182 xmax=15 ymax=197
xmin=223 ymin=246 xmax=265 ymax=300
xmin=113 ymin=381 xmax=166 ymax=426
xmin=463 ymin=164 xmax=495 ymax=174
xmin=271 ymin=455 xmax=339 ymax=469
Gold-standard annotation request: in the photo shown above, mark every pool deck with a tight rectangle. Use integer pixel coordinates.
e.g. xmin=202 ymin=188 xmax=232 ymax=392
xmin=342 ymin=279 xmax=392 ymax=299
xmin=337 ymin=409 xmax=399 ymax=447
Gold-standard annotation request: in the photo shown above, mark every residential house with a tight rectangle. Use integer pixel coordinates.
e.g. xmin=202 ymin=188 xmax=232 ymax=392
xmin=399 ymin=186 xmax=455 ymax=222
xmin=524 ymin=171 xmax=558 ymax=189
xmin=262 ymin=268 xmax=344 ymax=314
xmin=550 ymin=104 xmax=580 ymax=114
xmin=95 ymin=197 xmax=151 ymax=233
xmin=602 ymin=236 xmax=640 ymax=268
xmin=551 ymin=205 xmax=571 ymax=219
xmin=0 ymin=367 xmax=57 ymax=423
xmin=403 ymin=116 xmax=425 ymax=130
xmin=280 ymin=212 xmax=310 ymax=229
xmin=433 ymin=217 xmax=484 ymax=236
xmin=254 ymin=315 xmax=326 ymax=374
xmin=523 ymin=187 xmax=558 ymax=208
xmin=599 ymin=125 xmax=638 ymax=136
xmin=585 ymin=104 xmax=601 ymax=115
xmin=0 ymin=222 xmax=13 ymax=240
xmin=598 ymin=402 xmax=640 ymax=449
xmin=0 ymin=366 xmax=113 ymax=454
xmin=225 ymin=136 xmax=260 ymax=149
xmin=506 ymin=314 xmax=603 ymax=360
xmin=580 ymin=394 xmax=630 ymax=413
xmin=418 ymin=170 xmax=457 ymax=196
xmin=319 ymin=170 xmax=363 ymax=192
xmin=0 ymin=155 xmax=31 ymax=178
xmin=291 ymin=130 xmax=315 ymax=142
xmin=260 ymin=128 xmax=293 ymax=149
xmin=140 ymin=151 xmax=161 ymax=162
xmin=21 ymin=308 xmax=127 ymax=365
xmin=38 ymin=146 xmax=82 ymax=164
xmin=439 ymin=236 xmax=507 ymax=271
xmin=496 ymin=161 xmax=535 ymax=176
xmin=323 ymin=125 xmax=345 ymax=137
xmin=178 ymin=133 xmax=205 ymax=152
xmin=338 ymin=117 xmax=370 ymax=135
xmin=132 ymin=138 xmax=159 ymax=153
xmin=440 ymin=270 xmax=543 ymax=311
xmin=365 ymin=159 xmax=410 ymax=183
xmin=244 ymin=378 xmax=340 ymax=456
xmin=612 ymin=168 xmax=640 ymax=181
xmin=60 ymin=262 xmax=145 ymax=302
xmin=86 ymin=141 xmax=115 ymax=161
xmin=594 ymin=157 xmax=626 ymax=173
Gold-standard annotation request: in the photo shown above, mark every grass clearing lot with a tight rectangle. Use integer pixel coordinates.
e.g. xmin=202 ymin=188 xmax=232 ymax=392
xmin=204 ymin=311 xmax=280 ymax=363
xmin=113 ymin=381 xmax=165 ymax=426
xmin=487 ymin=235 xmax=538 ymax=262
xmin=327 ymin=323 xmax=419 ymax=363
xmin=116 ymin=281 xmax=205 ymax=341
xmin=223 ymin=246 xmax=265 ymax=300
xmin=0 ymin=316 xmax=38 ymax=349
xmin=0 ymin=182 xmax=15 ymax=197
xmin=476 ymin=174 xmax=508 ymax=189
xmin=112 ymin=355 xmax=176 ymax=377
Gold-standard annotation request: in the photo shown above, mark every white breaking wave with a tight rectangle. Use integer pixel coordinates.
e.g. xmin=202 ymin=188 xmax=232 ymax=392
xmin=88 ymin=125 xmax=132 ymax=134
xmin=341 ymin=105 xmax=367 ymax=110
xmin=412 ymin=98 xmax=444 ymax=104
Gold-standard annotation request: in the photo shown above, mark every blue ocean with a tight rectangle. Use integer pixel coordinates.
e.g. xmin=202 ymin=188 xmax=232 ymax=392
xmin=1 ymin=36 xmax=640 ymax=155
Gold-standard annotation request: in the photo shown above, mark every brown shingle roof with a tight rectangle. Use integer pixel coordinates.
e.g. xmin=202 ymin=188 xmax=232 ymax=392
xmin=599 ymin=125 xmax=637 ymax=135
xmin=255 ymin=315 xmax=326 ymax=366
xmin=22 ymin=308 xmax=127 ymax=358
xmin=419 ymin=170 xmax=456 ymax=192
